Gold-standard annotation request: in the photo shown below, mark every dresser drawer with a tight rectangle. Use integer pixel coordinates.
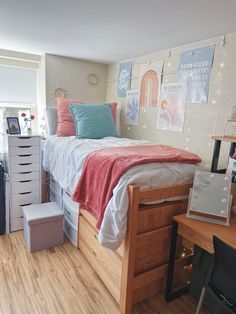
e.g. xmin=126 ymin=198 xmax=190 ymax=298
xmin=11 ymin=180 xmax=40 ymax=194
xmin=10 ymin=162 xmax=40 ymax=173
xmin=10 ymin=217 xmax=24 ymax=232
xmin=10 ymin=171 xmax=40 ymax=182
xmin=8 ymin=136 xmax=40 ymax=147
xmin=63 ymin=190 xmax=79 ymax=213
xmin=10 ymin=145 xmax=38 ymax=156
xmin=64 ymin=203 xmax=78 ymax=229
xmin=64 ymin=218 xmax=78 ymax=246
xmin=11 ymin=191 xmax=40 ymax=218
xmin=50 ymin=176 xmax=62 ymax=196
xmin=79 ymin=216 xmax=121 ymax=303
xmin=10 ymin=154 xmax=40 ymax=165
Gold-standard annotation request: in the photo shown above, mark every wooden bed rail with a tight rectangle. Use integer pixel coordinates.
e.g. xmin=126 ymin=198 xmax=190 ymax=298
xmin=120 ymin=183 xmax=192 ymax=314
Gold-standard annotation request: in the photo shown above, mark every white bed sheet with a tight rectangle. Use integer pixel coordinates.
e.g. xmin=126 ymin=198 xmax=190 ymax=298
xmin=43 ymin=135 xmax=197 ymax=250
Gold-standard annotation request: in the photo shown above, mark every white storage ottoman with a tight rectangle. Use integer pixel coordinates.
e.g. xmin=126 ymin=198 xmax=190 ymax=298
xmin=23 ymin=202 xmax=64 ymax=252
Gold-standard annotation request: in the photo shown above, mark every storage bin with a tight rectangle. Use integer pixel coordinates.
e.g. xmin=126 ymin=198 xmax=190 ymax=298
xmin=64 ymin=218 xmax=77 ymax=246
xmin=23 ymin=202 xmax=64 ymax=252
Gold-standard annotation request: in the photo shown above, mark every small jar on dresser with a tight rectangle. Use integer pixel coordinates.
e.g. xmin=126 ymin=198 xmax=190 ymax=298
xmin=2 ymin=135 xmax=41 ymax=231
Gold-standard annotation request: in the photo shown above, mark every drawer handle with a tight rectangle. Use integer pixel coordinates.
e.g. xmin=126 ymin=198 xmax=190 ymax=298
xmin=19 ymin=180 xmax=32 ymax=183
xmin=65 ymin=208 xmax=71 ymax=215
xmin=20 ymin=203 xmax=32 ymax=207
xmin=18 ymin=171 xmax=32 ymax=174
xmin=19 ymin=191 xmax=32 ymax=195
xmin=18 ymin=154 xmax=32 ymax=157
xmin=17 ymin=137 xmax=32 ymax=139
xmin=94 ymin=234 xmax=97 ymax=240
xmin=18 ymin=146 xmax=31 ymax=148
xmin=20 ymin=216 xmax=24 ymax=219
xmin=65 ymin=191 xmax=71 ymax=197
xmin=19 ymin=163 xmax=32 ymax=166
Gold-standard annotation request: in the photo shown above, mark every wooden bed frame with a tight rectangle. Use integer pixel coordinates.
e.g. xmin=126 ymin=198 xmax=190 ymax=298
xmin=77 ymin=183 xmax=192 ymax=314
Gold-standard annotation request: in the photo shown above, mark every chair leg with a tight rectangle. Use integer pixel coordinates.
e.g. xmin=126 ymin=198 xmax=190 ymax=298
xmin=196 ymin=287 xmax=206 ymax=314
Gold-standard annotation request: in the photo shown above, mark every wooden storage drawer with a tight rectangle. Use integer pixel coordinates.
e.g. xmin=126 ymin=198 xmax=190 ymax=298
xmin=50 ymin=175 xmax=63 ymax=196
xmin=64 ymin=203 xmax=78 ymax=229
xmin=63 ymin=190 xmax=79 ymax=213
xmin=10 ymin=162 xmax=40 ymax=173
xmin=11 ymin=180 xmax=40 ymax=194
xmin=64 ymin=218 xmax=78 ymax=246
xmin=8 ymin=136 xmax=40 ymax=147
xmin=10 ymin=171 xmax=40 ymax=182
xmin=10 ymin=154 xmax=40 ymax=165
xmin=79 ymin=216 xmax=122 ymax=303
xmin=10 ymin=217 xmax=24 ymax=232
xmin=11 ymin=191 xmax=40 ymax=218
xmin=10 ymin=145 xmax=38 ymax=156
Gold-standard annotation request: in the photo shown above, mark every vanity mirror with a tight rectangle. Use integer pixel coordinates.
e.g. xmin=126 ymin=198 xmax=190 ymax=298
xmin=187 ymin=170 xmax=232 ymax=226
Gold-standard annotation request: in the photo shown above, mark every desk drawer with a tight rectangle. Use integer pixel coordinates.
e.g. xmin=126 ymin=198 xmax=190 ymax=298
xmin=11 ymin=180 xmax=40 ymax=194
xmin=11 ymin=191 xmax=40 ymax=218
xmin=10 ymin=162 xmax=40 ymax=173
xmin=10 ymin=154 xmax=40 ymax=165
xmin=79 ymin=216 xmax=121 ymax=303
xmin=9 ymin=136 xmax=40 ymax=147
xmin=10 ymin=171 xmax=40 ymax=182
xmin=10 ymin=145 xmax=38 ymax=156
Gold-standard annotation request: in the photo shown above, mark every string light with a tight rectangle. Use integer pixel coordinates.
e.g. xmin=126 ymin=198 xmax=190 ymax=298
xmin=220 ymin=62 xmax=225 ymax=68
xmin=143 ymin=125 xmax=147 ymax=128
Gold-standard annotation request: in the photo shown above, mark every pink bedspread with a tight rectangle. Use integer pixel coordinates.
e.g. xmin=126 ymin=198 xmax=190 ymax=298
xmin=72 ymin=145 xmax=201 ymax=229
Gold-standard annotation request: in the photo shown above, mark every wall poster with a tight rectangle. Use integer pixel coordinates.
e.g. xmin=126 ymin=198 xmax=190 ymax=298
xmin=156 ymin=82 xmax=187 ymax=132
xmin=139 ymin=61 xmax=163 ymax=107
xmin=117 ymin=61 xmax=132 ymax=97
xmin=177 ymin=46 xmax=215 ymax=104
xmin=125 ymin=90 xmax=140 ymax=126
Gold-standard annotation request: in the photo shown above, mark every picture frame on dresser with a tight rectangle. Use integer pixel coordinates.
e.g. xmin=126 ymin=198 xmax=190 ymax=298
xmin=6 ymin=117 xmax=21 ymax=134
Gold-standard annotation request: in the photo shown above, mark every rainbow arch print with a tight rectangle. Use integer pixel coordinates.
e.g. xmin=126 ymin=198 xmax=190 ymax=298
xmin=140 ymin=70 xmax=158 ymax=107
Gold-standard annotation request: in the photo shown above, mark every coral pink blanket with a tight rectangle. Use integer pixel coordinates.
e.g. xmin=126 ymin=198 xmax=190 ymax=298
xmin=72 ymin=145 xmax=201 ymax=229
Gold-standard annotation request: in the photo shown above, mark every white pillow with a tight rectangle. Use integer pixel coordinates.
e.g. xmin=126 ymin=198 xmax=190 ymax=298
xmin=45 ymin=107 xmax=57 ymax=135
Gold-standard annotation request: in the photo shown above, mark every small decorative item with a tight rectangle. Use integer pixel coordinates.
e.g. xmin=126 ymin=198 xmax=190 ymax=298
xmin=6 ymin=117 xmax=21 ymax=134
xmin=87 ymin=73 xmax=99 ymax=87
xmin=187 ymin=170 xmax=232 ymax=226
xmin=52 ymin=86 xmax=68 ymax=101
xmin=21 ymin=112 xmax=35 ymax=135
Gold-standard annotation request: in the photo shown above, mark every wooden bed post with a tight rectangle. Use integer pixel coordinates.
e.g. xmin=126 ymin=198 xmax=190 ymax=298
xmin=119 ymin=185 xmax=140 ymax=314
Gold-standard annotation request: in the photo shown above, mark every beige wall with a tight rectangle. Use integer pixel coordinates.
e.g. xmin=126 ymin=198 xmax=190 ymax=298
xmin=45 ymin=54 xmax=107 ymax=106
xmin=106 ymin=32 xmax=236 ymax=167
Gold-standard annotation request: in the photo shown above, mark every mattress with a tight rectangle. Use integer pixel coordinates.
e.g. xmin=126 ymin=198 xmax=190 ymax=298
xmin=43 ymin=135 xmax=197 ymax=249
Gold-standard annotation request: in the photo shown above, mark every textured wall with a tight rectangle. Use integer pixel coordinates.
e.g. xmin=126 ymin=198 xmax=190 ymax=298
xmin=106 ymin=32 xmax=236 ymax=167
xmin=45 ymin=54 xmax=108 ymax=106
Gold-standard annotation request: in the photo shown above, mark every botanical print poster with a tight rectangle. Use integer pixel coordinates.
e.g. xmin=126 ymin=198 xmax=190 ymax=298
xmin=156 ymin=82 xmax=187 ymax=132
xmin=177 ymin=46 xmax=215 ymax=103
xmin=139 ymin=60 xmax=163 ymax=107
xmin=125 ymin=90 xmax=140 ymax=126
xmin=117 ymin=61 xmax=132 ymax=97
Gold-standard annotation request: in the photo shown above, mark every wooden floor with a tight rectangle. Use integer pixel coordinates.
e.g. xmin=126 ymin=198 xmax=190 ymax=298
xmin=0 ymin=231 xmax=211 ymax=314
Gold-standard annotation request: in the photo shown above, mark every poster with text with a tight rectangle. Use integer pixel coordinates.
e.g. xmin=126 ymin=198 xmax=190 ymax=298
xmin=177 ymin=46 xmax=215 ymax=103
xmin=125 ymin=90 xmax=140 ymax=126
xmin=139 ymin=60 xmax=163 ymax=107
xmin=156 ymin=82 xmax=187 ymax=132
xmin=117 ymin=61 xmax=132 ymax=97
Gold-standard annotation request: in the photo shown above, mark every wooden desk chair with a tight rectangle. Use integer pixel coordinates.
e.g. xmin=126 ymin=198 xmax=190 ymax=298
xmin=196 ymin=236 xmax=236 ymax=314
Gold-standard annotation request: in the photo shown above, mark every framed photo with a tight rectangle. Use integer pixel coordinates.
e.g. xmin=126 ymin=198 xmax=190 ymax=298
xmin=6 ymin=117 xmax=21 ymax=134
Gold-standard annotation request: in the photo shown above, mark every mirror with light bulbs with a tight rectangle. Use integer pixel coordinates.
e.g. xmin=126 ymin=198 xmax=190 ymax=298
xmin=187 ymin=170 xmax=232 ymax=226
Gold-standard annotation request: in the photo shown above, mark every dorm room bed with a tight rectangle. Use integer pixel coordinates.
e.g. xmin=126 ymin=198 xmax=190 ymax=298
xmin=43 ymin=135 xmax=199 ymax=314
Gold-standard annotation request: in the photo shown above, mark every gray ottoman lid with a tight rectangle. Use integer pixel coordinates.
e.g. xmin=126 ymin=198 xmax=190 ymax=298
xmin=23 ymin=202 xmax=64 ymax=226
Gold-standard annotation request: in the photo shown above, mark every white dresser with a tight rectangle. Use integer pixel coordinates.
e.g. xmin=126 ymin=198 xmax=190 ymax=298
xmin=3 ymin=135 xmax=41 ymax=231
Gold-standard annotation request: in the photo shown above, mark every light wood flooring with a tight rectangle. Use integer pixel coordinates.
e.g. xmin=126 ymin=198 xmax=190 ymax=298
xmin=0 ymin=231 xmax=211 ymax=314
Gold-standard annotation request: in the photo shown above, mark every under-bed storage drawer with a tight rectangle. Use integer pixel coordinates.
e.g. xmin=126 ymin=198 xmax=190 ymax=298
xmin=63 ymin=190 xmax=79 ymax=213
xmin=64 ymin=218 xmax=78 ymax=246
xmin=50 ymin=175 xmax=63 ymax=196
xmin=50 ymin=187 xmax=63 ymax=209
xmin=79 ymin=216 xmax=122 ymax=303
xmin=64 ymin=204 xmax=78 ymax=229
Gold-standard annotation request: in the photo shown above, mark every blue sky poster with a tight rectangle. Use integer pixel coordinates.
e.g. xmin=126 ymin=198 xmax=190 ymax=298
xmin=117 ymin=61 xmax=132 ymax=97
xmin=177 ymin=46 xmax=215 ymax=103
